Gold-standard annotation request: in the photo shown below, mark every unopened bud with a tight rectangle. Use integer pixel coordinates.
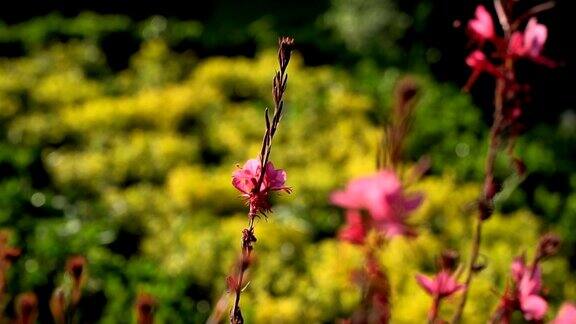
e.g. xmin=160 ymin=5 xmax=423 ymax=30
xmin=396 ymin=77 xmax=419 ymax=109
xmin=537 ymin=233 xmax=561 ymax=259
xmin=2 ymin=247 xmax=21 ymax=264
xmin=478 ymin=199 xmax=494 ymax=221
xmin=440 ymin=249 xmax=460 ymax=272
xmin=136 ymin=293 xmax=156 ymax=324
xmin=278 ymin=36 xmax=295 ymax=70
xmin=67 ymin=255 xmax=86 ymax=286
xmin=16 ymin=292 xmax=38 ymax=324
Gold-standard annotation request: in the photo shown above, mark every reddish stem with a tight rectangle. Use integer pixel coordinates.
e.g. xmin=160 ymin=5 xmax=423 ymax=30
xmin=428 ymin=296 xmax=441 ymax=324
xmin=452 ymin=55 xmax=510 ymax=324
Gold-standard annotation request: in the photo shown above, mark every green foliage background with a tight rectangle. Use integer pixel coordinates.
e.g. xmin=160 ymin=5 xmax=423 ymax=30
xmin=0 ymin=3 xmax=574 ymax=323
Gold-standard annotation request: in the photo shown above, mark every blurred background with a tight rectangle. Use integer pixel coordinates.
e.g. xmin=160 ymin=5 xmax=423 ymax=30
xmin=0 ymin=0 xmax=574 ymax=322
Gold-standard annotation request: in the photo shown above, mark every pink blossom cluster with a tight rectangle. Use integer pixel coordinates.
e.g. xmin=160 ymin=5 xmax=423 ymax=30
xmin=467 ymin=5 xmax=553 ymax=78
xmin=330 ymin=170 xmax=423 ymax=244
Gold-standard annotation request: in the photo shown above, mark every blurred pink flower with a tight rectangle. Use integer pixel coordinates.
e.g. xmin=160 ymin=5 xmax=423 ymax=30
xmin=511 ymin=256 xmax=548 ymax=321
xmin=508 ymin=31 xmax=525 ymax=56
xmin=466 ymin=50 xmax=502 ymax=77
xmin=415 ymin=271 xmax=464 ymax=299
xmin=232 ymin=159 xmax=290 ymax=215
xmin=468 ymin=5 xmax=494 ymax=42
xmin=524 ymin=18 xmax=548 ymax=58
xmin=339 ymin=210 xmax=367 ymax=245
xmin=508 ymin=18 xmax=554 ymax=66
xmin=552 ymin=303 xmax=576 ymax=324
xmin=330 ymin=170 xmax=422 ymax=238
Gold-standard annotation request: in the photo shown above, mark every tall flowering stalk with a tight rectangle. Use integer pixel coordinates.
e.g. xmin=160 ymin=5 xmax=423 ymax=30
xmin=331 ymin=79 xmax=424 ymax=323
xmin=452 ymin=1 xmax=555 ymax=322
xmin=228 ymin=36 xmax=294 ymax=324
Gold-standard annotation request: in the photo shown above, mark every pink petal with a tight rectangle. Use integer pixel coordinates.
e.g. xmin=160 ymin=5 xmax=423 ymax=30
xmin=508 ymin=32 xmax=525 ymax=56
xmin=243 ymin=159 xmax=261 ymax=174
xmin=518 ymin=268 xmax=542 ymax=298
xmin=524 ymin=18 xmax=547 ymax=57
xmin=415 ymin=274 xmax=437 ymax=296
xmin=232 ymin=159 xmax=262 ymax=193
xmin=553 ymin=303 xmax=576 ymax=324
xmin=403 ymin=193 xmax=424 ymax=212
xmin=511 ymin=255 xmax=526 ymax=283
xmin=368 ymin=171 xmax=401 ymax=220
xmin=232 ymin=171 xmax=254 ymax=194
xmin=466 ymin=50 xmax=487 ymax=69
xmin=468 ymin=5 xmax=494 ymax=41
xmin=521 ymin=295 xmax=548 ymax=321
xmin=436 ymin=271 xmax=464 ymax=297
xmin=330 ymin=178 xmax=372 ymax=210
xmin=264 ymin=161 xmax=287 ymax=190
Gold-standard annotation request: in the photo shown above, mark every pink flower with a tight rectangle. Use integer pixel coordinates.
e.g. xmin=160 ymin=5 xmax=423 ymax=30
xmin=524 ymin=18 xmax=548 ymax=58
xmin=466 ymin=50 xmax=502 ymax=76
xmin=415 ymin=271 xmax=465 ymax=299
xmin=339 ymin=210 xmax=367 ymax=245
xmin=510 ymin=255 xmax=548 ymax=321
xmin=468 ymin=5 xmax=494 ymax=42
xmin=552 ymin=303 xmax=576 ymax=324
xmin=232 ymin=159 xmax=290 ymax=215
xmin=508 ymin=18 xmax=554 ymax=66
xmin=330 ymin=170 xmax=422 ymax=238
xmin=518 ymin=272 xmax=548 ymax=320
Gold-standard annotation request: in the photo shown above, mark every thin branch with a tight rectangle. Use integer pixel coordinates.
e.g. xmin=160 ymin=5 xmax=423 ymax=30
xmin=511 ymin=2 xmax=555 ymax=30
xmin=494 ymin=0 xmax=511 ymax=35
xmin=230 ymin=36 xmax=294 ymax=324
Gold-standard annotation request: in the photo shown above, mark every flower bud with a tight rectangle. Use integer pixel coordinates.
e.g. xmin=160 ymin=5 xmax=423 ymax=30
xmin=16 ymin=292 xmax=38 ymax=324
xmin=2 ymin=247 xmax=21 ymax=264
xmin=66 ymin=255 xmax=86 ymax=287
xmin=278 ymin=36 xmax=295 ymax=70
xmin=136 ymin=293 xmax=156 ymax=324
xmin=440 ymin=249 xmax=460 ymax=272
xmin=537 ymin=233 xmax=561 ymax=259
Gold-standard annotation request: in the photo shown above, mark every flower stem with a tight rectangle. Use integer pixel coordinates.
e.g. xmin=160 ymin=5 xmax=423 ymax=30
xmin=230 ymin=216 xmax=256 ymax=324
xmin=452 ymin=63 xmax=507 ymax=324
xmin=428 ymin=296 xmax=441 ymax=324
xmin=228 ymin=37 xmax=294 ymax=323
